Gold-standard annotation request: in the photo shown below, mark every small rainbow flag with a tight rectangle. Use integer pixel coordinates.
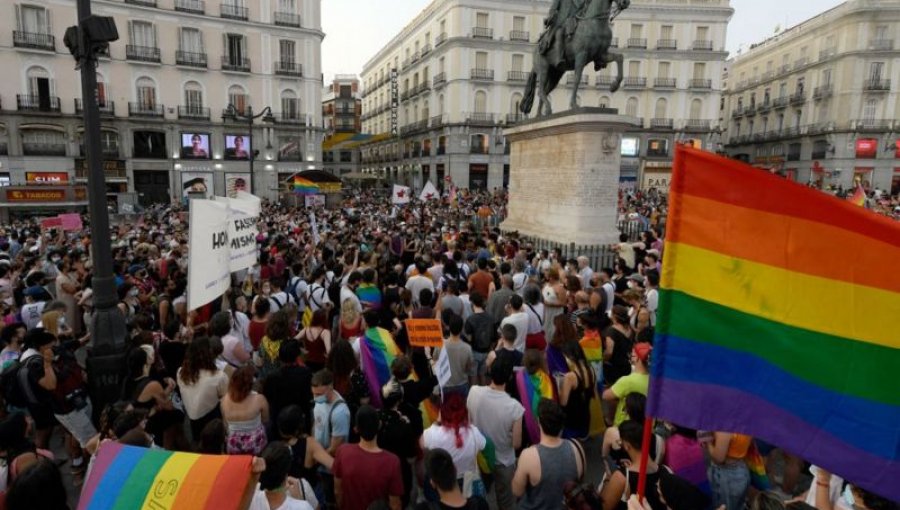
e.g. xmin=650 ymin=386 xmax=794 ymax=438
xmin=579 ymin=331 xmax=603 ymax=364
xmin=516 ymin=369 xmax=558 ymax=445
xmin=847 ymin=184 xmax=866 ymax=207
xmin=359 ymin=327 xmax=401 ymax=408
xmin=356 ymin=283 xmax=382 ymax=311
xmin=293 ymin=176 xmax=319 ymax=195
xmin=78 ymin=442 xmax=253 ymax=510
xmin=745 ymin=439 xmax=771 ymax=491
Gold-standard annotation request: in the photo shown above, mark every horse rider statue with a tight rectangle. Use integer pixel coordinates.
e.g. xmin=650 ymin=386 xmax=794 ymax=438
xmin=522 ymin=0 xmax=630 ymax=117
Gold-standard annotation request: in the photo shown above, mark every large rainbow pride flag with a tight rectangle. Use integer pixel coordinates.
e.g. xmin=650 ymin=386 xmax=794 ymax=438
xmin=359 ymin=327 xmax=401 ymax=408
xmin=648 ymin=145 xmax=900 ymax=501
xmin=293 ymin=176 xmax=319 ymax=195
xmin=78 ymin=442 xmax=253 ymax=510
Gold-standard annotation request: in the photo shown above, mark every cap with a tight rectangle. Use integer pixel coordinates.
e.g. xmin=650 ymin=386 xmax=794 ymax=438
xmin=634 ymin=342 xmax=652 ymax=362
xmin=627 ymin=274 xmax=645 ymax=284
xmin=128 ymin=264 xmax=145 ymax=275
xmin=24 ymin=286 xmax=49 ymax=298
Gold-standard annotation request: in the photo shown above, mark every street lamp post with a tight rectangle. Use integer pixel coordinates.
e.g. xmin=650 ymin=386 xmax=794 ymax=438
xmin=223 ymin=104 xmax=275 ymax=194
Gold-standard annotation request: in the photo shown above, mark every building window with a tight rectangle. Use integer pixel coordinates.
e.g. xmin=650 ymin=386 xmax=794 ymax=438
xmin=869 ymin=62 xmax=885 ymax=82
xmin=133 ymin=130 xmax=167 ymax=159
xmin=658 ymin=62 xmax=670 ymax=78
xmin=690 ymin=99 xmax=702 ymax=119
xmin=15 ymin=4 xmax=51 ymax=34
xmin=787 ymin=143 xmax=802 ymax=161
xmin=863 ymin=99 xmax=878 ymax=121
xmin=228 ymin=85 xmax=249 ymax=113
xmin=279 ymin=39 xmax=296 ymax=64
xmin=22 ymin=129 xmax=66 ymax=156
xmin=136 ymin=77 xmax=156 ymax=108
xmin=470 ymin=134 xmax=489 ymax=154
xmin=281 ymin=90 xmax=299 ymax=120
xmin=625 ymin=97 xmax=638 ymax=117
xmin=26 ymin=66 xmax=54 ymax=104
xmin=475 ymin=51 xmax=488 ymax=69
xmin=630 ymin=24 xmax=643 ymax=38
xmin=628 ymin=60 xmax=641 ymax=77
xmin=474 ymin=90 xmax=487 ymax=113
xmin=654 ymin=98 xmax=667 ymax=119
xmin=224 ymin=33 xmax=247 ymax=64
xmin=811 ymin=140 xmax=829 ymax=159
xmin=476 ymin=12 xmax=489 ymax=28
xmin=599 ymin=96 xmax=610 ymax=108
xmin=340 ymin=151 xmax=352 ymax=162
xmin=184 ymin=81 xmax=203 ymax=109
xmin=180 ymin=27 xmax=203 ymax=54
xmin=129 ymin=20 xmax=157 ymax=48
xmin=692 ymin=62 xmax=706 ymax=80
xmin=512 ymin=54 xmax=524 ymax=72
xmin=660 ymin=25 xmax=673 ymax=40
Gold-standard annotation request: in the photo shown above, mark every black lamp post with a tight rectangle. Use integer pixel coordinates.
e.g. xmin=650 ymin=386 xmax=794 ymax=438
xmin=223 ymin=104 xmax=275 ymax=193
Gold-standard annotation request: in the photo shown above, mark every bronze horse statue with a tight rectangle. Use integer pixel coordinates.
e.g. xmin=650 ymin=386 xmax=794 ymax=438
xmin=521 ymin=0 xmax=629 ymax=117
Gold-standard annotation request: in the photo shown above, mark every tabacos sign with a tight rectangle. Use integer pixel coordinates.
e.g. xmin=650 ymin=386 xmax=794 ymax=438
xmin=26 ymin=172 xmax=69 ymax=184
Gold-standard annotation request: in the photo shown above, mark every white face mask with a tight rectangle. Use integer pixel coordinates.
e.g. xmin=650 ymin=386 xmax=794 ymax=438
xmin=627 ymin=281 xmax=637 ymax=289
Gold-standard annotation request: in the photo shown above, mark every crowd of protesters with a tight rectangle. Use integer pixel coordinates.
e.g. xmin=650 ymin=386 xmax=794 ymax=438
xmin=0 ymin=185 xmax=893 ymax=510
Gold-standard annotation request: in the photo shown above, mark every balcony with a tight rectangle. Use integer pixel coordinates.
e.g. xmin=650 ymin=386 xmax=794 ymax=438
xmin=506 ymin=113 xmax=527 ymax=125
xmin=623 ymin=77 xmax=647 ymax=89
xmin=813 ymin=84 xmax=832 ymax=100
xmin=174 ymin=0 xmax=205 ymax=14
xmin=510 ymin=30 xmax=530 ymax=42
xmin=176 ymin=50 xmax=207 ymax=68
xmin=125 ymin=0 xmax=157 ymax=6
xmin=610 ymin=37 xmax=619 ymax=48
xmin=430 ymin=114 xmax=445 ymax=128
xmin=414 ymin=82 xmax=430 ymax=95
xmin=436 ymin=32 xmax=447 ymax=46
xmin=781 ymin=126 xmax=800 ymax=137
xmin=653 ymin=77 xmax=676 ymax=88
xmin=126 ymin=45 xmax=161 ymax=63
xmin=692 ymin=40 xmax=713 ymax=51
xmin=731 ymin=107 xmax=744 ymax=118
xmin=23 ymin=142 xmax=67 ymax=156
xmin=689 ymin=78 xmax=712 ymax=90
xmin=471 ymin=68 xmax=494 ymax=81
xmin=757 ymin=101 xmax=771 ymax=114
xmin=422 ymin=43 xmax=432 ymax=56
xmin=411 ymin=50 xmax=421 ymax=63
xmin=808 ymin=121 xmax=834 ymax=135
xmin=790 ymin=91 xmax=806 ymax=106
xmin=855 ymin=119 xmax=892 ymax=132
xmin=472 ymin=27 xmax=493 ymax=39
xmin=401 ymin=58 xmax=411 ymax=71
xmin=17 ymin=95 xmax=61 ymax=113
xmin=793 ymin=58 xmax=809 ymax=70
xmin=744 ymin=104 xmax=756 ymax=116
xmin=400 ymin=90 xmax=410 ymax=102
xmin=566 ymin=74 xmax=589 ymax=86
xmin=650 ymin=118 xmax=673 ymax=130
xmin=275 ymin=61 xmax=302 ymax=76
xmin=220 ymin=3 xmax=249 ymax=20
xmin=222 ymin=56 xmax=251 ymax=72
xmin=178 ymin=105 xmax=210 ymax=120
xmin=627 ymin=38 xmax=647 ymax=49
xmin=433 ymin=72 xmax=447 ymax=88
xmin=75 ymin=99 xmax=115 ymax=116
xmin=778 ymin=64 xmax=791 ymax=76
xmin=274 ymin=11 xmax=301 ymax=27
xmin=508 ymin=71 xmax=528 ymax=82
xmin=279 ymin=111 xmax=303 ymax=124
xmin=864 ymin=78 xmax=890 ymax=92
xmin=596 ymin=75 xmax=615 ymax=87
xmin=773 ymin=96 xmax=789 ymax=109
xmin=752 ymin=133 xmax=766 ymax=142
xmin=466 ymin=112 xmax=495 ymax=125
xmin=818 ymin=47 xmax=836 ymax=62
xmin=656 ymin=39 xmax=677 ymax=50
xmin=128 ymin=102 xmax=164 ymax=118
xmin=684 ymin=119 xmax=712 ymax=132
xmin=12 ymin=31 xmax=55 ymax=51
xmin=869 ymin=39 xmax=894 ymax=51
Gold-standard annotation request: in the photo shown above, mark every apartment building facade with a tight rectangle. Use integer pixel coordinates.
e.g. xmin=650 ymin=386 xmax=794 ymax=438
xmin=358 ymin=0 xmax=732 ymax=192
xmin=0 ymin=0 xmax=323 ymax=217
xmin=723 ymin=0 xmax=900 ymax=193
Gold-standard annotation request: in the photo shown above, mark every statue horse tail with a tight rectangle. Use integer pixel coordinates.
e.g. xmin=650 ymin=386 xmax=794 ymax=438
xmin=520 ymin=71 xmax=537 ymax=114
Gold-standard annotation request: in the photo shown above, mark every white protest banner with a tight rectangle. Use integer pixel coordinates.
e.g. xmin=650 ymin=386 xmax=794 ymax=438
xmin=419 ymin=181 xmax=439 ymax=201
xmin=214 ymin=192 xmax=261 ymax=273
xmin=392 ymin=184 xmax=411 ymax=205
xmin=187 ymin=199 xmax=231 ymax=311
xmin=435 ymin=347 xmax=452 ymax=388
xmin=309 ymin=212 xmax=321 ymax=246
xmin=304 ymin=194 xmax=326 ymax=207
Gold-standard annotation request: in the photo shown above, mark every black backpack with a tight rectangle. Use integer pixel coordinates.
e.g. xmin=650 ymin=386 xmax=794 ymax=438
xmin=0 ymin=356 xmax=40 ymax=408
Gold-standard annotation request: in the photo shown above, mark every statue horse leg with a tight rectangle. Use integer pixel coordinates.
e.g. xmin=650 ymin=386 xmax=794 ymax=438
xmin=570 ymin=50 xmax=588 ymax=109
xmin=536 ymin=57 xmax=553 ymax=116
xmin=597 ymin=51 xmax=625 ymax=93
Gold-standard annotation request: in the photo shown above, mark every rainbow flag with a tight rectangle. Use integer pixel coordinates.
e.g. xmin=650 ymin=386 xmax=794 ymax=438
xmin=516 ymin=369 xmax=558 ymax=445
xmin=745 ymin=440 xmax=771 ymax=491
xmin=78 ymin=442 xmax=253 ymax=510
xmin=293 ymin=176 xmax=319 ymax=195
xmin=359 ymin=327 xmax=401 ymax=408
xmin=847 ymin=184 xmax=866 ymax=207
xmin=356 ymin=283 xmax=382 ymax=311
xmin=648 ymin=145 xmax=900 ymax=501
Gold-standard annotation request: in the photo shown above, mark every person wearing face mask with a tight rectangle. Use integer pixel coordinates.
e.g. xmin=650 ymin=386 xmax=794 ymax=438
xmin=41 ymin=251 xmax=60 ymax=299
xmin=54 ymin=256 xmax=82 ymax=336
xmin=118 ymin=283 xmax=140 ymax=328
xmin=809 ymin=467 xmax=896 ymax=510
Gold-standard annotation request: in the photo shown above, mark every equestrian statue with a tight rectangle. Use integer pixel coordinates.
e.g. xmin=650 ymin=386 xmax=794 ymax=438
xmin=521 ymin=0 xmax=629 ymax=117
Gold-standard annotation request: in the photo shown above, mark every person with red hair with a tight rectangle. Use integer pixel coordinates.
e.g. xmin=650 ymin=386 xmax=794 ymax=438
xmin=421 ymin=393 xmax=487 ymax=498
xmin=220 ymin=365 xmax=269 ymax=455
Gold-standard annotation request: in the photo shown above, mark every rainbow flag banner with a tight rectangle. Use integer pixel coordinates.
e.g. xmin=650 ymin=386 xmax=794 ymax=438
xmin=516 ymin=369 xmax=558 ymax=445
xmin=78 ymin=442 xmax=253 ymax=510
xmin=356 ymin=283 xmax=382 ymax=311
xmin=847 ymin=184 xmax=866 ymax=207
xmin=359 ymin=327 xmax=401 ymax=408
xmin=293 ymin=176 xmax=319 ymax=195
xmin=648 ymin=145 xmax=900 ymax=501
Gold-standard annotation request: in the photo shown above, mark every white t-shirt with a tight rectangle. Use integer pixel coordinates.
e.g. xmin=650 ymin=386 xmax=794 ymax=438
xmin=176 ymin=368 xmax=228 ymax=420
xmin=248 ymin=487 xmax=314 ymax=510
xmin=511 ymin=273 xmax=528 ymax=296
xmin=423 ymin=423 xmax=486 ymax=475
xmin=405 ymin=275 xmax=435 ymax=306
xmin=579 ymin=267 xmax=594 ymax=290
xmin=306 ymin=283 xmax=331 ymax=312
xmin=645 ymin=288 xmax=659 ymax=326
xmin=466 ymin=386 xmax=524 ymax=466
xmin=602 ymin=282 xmax=616 ymax=316
xmin=500 ymin=312 xmax=530 ymax=352
xmin=269 ymin=291 xmax=294 ymax=312
xmin=339 ymin=286 xmax=362 ymax=313
xmin=286 ymin=277 xmax=309 ymax=312
xmin=21 ymin=302 xmax=46 ymax=330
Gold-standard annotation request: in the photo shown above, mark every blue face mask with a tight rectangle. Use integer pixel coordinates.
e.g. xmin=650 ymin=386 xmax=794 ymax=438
xmin=314 ymin=395 xmax=328 ymax=404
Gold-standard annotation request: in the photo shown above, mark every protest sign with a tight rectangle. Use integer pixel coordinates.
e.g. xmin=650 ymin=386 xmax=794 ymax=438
xmin=405 ymin=319 xmax=444 ymax=348
xmin=187 ymin=199 xmax=230 ymax=311
xmin=420 ymin=181 xmax=439 ymax=201
xmin=392 ymin=184 xmax=411 ymax=204
xmin=59 ymin=213 xmax=83 ymax=231
xmin=215 ymin=192 xmax=261 ymax=273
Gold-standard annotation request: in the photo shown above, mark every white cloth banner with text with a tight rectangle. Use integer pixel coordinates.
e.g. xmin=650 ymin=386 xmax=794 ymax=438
xmin=188 ymin=199 xmax=231 ymax=311
xmin=215 ymin=192 xmax=261 ymax=273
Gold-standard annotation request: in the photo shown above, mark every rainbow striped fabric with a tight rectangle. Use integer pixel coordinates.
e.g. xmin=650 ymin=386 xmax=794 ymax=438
xmin=359 ymin=327 xmax=401 ymax=408
xmin=648 ymin=145 xmax=900 ymax=501
xmin=356 ymin=283 xmax=382 ymax=311
xmin=847 ymin=184 xmax=866 ymax=207
xmin=293 ymin=176 xmax=319 ymax=195
xmin=78 ymin=442 xmax=253 ymax=510
xmin=516 ymin=369 xmax=558 ymax=445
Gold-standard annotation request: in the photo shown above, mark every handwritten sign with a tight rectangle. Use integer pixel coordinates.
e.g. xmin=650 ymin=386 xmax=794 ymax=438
xmin=41 ymin=217 xmax=62 ymax=229
xmin=59 ymin=213 xmax=83 ymax=231
xmin=405 ymin=319 xmax=444 ymax=348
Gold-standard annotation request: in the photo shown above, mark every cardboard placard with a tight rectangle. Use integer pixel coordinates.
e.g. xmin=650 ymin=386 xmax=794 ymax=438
xmin=59 ymin=213 xmax=83 ymax=231
xmin=405 ymin=319 xmax=444 ymax=348
xmin=41 ymin=217 xmax=62 ymax=229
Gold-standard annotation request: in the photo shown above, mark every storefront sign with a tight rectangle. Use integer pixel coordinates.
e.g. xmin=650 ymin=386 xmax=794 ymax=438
xmin=642 ymin=170 xmax=672 ymax=192
xmin=894 ymin=140 xmax=900 ymax=159
xmin=75 ymin=187 xmax=87 ymax=201
xmin=26 ymin=172 xmax=69 ymax=185
xmin=74 ymin=159 xmax=126 ymax=178
xmin=856 ymin=139 xmax=878 ymax=159
xmin=7 ymin=189 xmax=66 ymax=202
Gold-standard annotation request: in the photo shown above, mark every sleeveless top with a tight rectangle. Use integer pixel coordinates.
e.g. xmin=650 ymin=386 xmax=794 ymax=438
xmin=303 ymin=328 xmax=328 ymax=365
xmin=562 ymin=370 xmax=592 ymax=439
xmin=603 ymin=326 xmax=634 ymax=386
xmin=519 ymin=442 xmax=579 ymax=510
xmin=340 ymin=317 xmax=364 ymax=341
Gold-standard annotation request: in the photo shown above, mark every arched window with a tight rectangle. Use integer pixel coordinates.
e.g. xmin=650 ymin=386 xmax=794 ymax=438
xmin=474 ymin=90 xmax=487 ymax=113
xmin=96 ymin=73 xmax=109 ymax=107
xmin=184 ymin=81 xmax=203 ymax=112
xmin=654 ymin=98 xmax=667 ymax=119
xmin=626 ymin=97 xmax=639 ymax=117
xmin=228 ymin=85 xmax=248 ymax=113
xmin=422 ymin=104 xmax=430 ymax=121
xmin=25 ymin=66 xmax=55 ymax=110
xmin=470 ymin=133 xmax=489 ymax=154
xmin=136 ymin=77 xmax=156 ymax=108
xmin=438 ymin=95 xmax=445 ymax=115
xmin=510 ymin=93 xmax=523 ymax=115
xmin=599 ymin=96 xmax=610 ymax=108
xmin=690 ymin=98 xmax=702 ymax=120
xmin=281 ymin=89 xmax=299 ymax=120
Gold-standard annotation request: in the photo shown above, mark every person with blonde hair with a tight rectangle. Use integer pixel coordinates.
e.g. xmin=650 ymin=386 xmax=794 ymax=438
xmin=339 ymin=298 xmax=365 ymax=341
xmin=541 ymin=267 xmax=567 ymax=342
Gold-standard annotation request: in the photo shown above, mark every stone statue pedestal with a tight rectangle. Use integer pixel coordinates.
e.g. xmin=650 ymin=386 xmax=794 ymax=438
xmin=501 ymin=108 xmax=640 ymax=246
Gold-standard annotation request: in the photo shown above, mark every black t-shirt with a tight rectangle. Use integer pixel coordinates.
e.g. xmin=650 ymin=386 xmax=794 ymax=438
xmin=263 ymin=364 xmax=312 ymax=428
xmin=414 ymin=497 xmax=489 ymax=510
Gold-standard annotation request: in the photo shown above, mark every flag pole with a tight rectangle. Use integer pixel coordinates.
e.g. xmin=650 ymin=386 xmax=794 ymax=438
xmin=636 ymin=415 xmax=654 ymax=501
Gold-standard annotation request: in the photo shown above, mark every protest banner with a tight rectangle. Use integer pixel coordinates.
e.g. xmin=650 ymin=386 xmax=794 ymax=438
xmin=187 ymin=199 xmax=230 ymax=311
xmin=215 ymin=192 xmax=261 ymax=273
xmin=77 ymin=442 xmax=254 ymax=510
xmin=405 ymin=319 xmax=444 ymax=348
xmin=392 ymin=184 xmax=411 ymax=204
xmin=420 ymin=181 xmax=439 ymax=201
xmin=59 ymin=213 xmax=83 ymax=231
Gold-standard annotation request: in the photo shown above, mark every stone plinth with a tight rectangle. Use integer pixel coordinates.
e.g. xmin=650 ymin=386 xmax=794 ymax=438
xmin=501 ymin=108 xmax=640 ymax=246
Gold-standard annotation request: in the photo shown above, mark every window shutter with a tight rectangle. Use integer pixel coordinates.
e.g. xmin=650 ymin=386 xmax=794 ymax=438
xmin=15 ymin=5 xmax=21 ymax=32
